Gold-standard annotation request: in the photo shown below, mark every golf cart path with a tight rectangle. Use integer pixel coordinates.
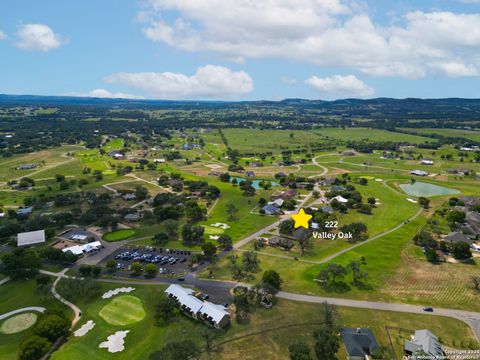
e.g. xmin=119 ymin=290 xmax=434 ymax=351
xmin=0 ymin=277 xmax=11 ymax=286
xmin=0 ymin=307 xmax=46 ymax=321
xmin=49 ymin=268 xmax=83 ymax=329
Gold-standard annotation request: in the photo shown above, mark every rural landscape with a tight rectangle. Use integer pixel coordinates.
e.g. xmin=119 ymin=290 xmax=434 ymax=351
xmin=0 ymin=96 xmax=480 ymax=360
xmin=3 ymin=0 xmax=480 ymax=359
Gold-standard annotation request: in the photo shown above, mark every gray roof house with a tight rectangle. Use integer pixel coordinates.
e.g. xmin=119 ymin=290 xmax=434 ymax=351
xmin=262 ymin=204 xmax=280 ymax=215
xmin=443 ymin=232 xmax=473 ymax=245
xmin=16 ymin=207 xmax=33 ymax=216
xmin=124 ymin=213 xmax=141 ymax=222
xmin=404 ymin=329 xmax=444 ymax=359
xmin=340 ymin=328 xmax=378 ymax=360
xmin=320 ymin=205 xmax=334 ymax=214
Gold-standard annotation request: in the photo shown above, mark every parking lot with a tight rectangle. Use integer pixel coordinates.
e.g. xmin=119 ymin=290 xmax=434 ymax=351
xmin=103 ymin=245 xmax=195 ymax=278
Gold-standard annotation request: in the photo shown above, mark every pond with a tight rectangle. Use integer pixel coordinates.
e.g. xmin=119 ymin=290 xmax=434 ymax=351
xmin=230 ymin=177 xmax=279 ymax=190
xmin=399 ymin=181 xmax=459 ymax=197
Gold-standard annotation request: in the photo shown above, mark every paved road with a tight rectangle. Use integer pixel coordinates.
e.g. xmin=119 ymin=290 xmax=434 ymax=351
xmin=0 ymin=307 xmax=46 ymax=321
xmin=277 ymin=291 xmax=480 ymax=342
xmin=39 ymin=267 xmax=480 ymax=341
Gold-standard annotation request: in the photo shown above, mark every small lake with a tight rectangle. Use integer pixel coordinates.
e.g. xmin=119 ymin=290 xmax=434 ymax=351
xmin=400 ymin=181 xmax=459 ymax=197
xmin=230 ymin=177 xmax=279 ymax=190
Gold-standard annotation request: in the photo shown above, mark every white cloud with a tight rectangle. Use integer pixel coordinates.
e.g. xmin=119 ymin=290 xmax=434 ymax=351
xmin=305 ymin=75 xmax=374 ymax=97
xmin=0 ymin=30 xmax=6 ymax=40
xmin=16 ymin=24 xmax=63 ymax=51
xmin=140 ymin=1 xmax=480 ymax=79
xmin=66 ymin=89 xmax=144 ymax=99
xmin=104 ymin=65 xmax=254 ymax=99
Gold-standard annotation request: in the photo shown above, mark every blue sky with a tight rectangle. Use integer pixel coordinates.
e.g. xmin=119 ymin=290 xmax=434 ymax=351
xmin=1 ymin=0 xmax=480 ymax=100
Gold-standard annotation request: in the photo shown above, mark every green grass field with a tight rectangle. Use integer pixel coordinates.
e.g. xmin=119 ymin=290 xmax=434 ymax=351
xmin=0 ymin=280 xmax=70 ymax=360
xmin=98 ymin=295 xmax=146 ymax=326
xmin=51 ymin=282 xmax=477 ymax=360
xmin=103 ymin=229 xmax=136 ymax=242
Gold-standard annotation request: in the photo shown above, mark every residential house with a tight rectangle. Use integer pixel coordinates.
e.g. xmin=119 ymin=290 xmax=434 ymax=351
xmin=266 ymin=236 xmax=295 ymax=251
xmin=17 ymin=230 xmax=46 ymax=247
xmin=245 ymin=171 xmax=255 ymax=177
xmin=262 ymin=204 xmax=281 ymax=215
xmin=461 ymin=211 xmax=480 ymax=239
xmin=320 ymin=205 xmax=334 ymax=214
xmin=16 ymin=207 xmax=33 ymax=216
xmin=268 ymin=198 xmax=284 ymax=207
xmin=411 ymin=170 xmax=429 ymax=176
xmin=404 ymin=329 xmax=444 ymax=359
xmin=153 ymin=158 xmax=166 ymax=163
xmin=250 ymin=161 xmax=263 ymax=167
xmin=458 ymin=196 xmax=480 ymax=208
xmin=331 ymin=195 xmax=348 ymax=203
xmin=340 ymin=328 xmax=378 ymax=360
xmin=443 ymin=232 xmax=473 ymax=246
xmin=124 ymin=213 xmax=141 ymax=222
xmin=342 ymin=150 xmax=356 ymax=156
xmin=122 ymin=193 xmax=137 ymax=201
xmin=16 ymin=164 xmax=37 ymax=170
xmin=292 ymin=227 xmax=312 ymax=242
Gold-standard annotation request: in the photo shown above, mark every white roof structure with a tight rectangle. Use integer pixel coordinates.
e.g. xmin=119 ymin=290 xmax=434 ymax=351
xmin=405 ymin=329 xmax=444 ymax=359
xmin=181 ymin=295 xmax=204 ymax=313
xmin=17 ymin=230 xmax=46 ymax=247
xmin=165 ymin=285 xmax=230 ymax=327
xmin=62 ymin=241 xmax=101 ymax=255
xmin=331 ymin=195 xmax=348 ymax=203
xmin=199 ymin=301 xmax=229 ymax=323
xmin=71 ymin=234 xmax=88 ymax=241
xmin=165 ymin=284 xmax=195 ymax=299
xmin=268 ymin=198 xmax=284 ymax=207
xmin=154 ymin=158 xmax=166 ymax=163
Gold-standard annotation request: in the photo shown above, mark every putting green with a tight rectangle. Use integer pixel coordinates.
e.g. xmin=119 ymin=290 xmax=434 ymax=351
xmin=99 ymin=295 xmax=145 ymax=326
xmin=103 ymin=229 xmax=136 ymax=242
xmin=0 ymin=313 xmax=37 ymax=334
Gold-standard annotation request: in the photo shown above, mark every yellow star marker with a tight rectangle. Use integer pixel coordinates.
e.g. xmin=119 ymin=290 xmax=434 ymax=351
xmin=291 ymin=208 xmax=312 ymax=229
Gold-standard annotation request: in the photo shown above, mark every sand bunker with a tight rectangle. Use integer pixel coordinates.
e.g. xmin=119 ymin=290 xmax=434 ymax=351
xmin=74 ymin=320 xmax=95 ymax=337
xmin=375 ymin=179 xmax=383 ymax=182
xmin=99 ymin=330 xmax=129 ymax=353
xmin=406 ymin=198 xmax=418 ymax=203
xmin=102 ymin=287 xmax=135 ymax=299
xmin=210 ymin=222 xmax=230 ymax=230
xmin=205 ymin=164 xmax=223 ymax=169
xmin=209 ymin=235 xmax=220 ymax=240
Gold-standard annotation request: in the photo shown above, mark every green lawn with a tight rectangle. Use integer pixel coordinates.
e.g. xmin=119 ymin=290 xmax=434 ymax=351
xmin=0 ymin=280 xmax=70 ymax=360
xmin=103 ymin=229 xmax=136 ymax=242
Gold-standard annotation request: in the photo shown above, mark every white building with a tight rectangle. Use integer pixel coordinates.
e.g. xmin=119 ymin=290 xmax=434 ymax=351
xmin=411 ymin=170 xmax=429 ymax=176
xmin=17 ymin=230 xmax=46 ymax=247
xmin=62 ymin=241 xmax=102 ymax=256
xmin=421 ymin=159 xmax=434 ymax=165
xmin=165 ymin=284 xmax=230 ymax=328
xmin=331 ymin=195 xmax=348 ymax=203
